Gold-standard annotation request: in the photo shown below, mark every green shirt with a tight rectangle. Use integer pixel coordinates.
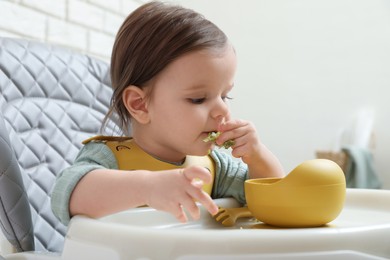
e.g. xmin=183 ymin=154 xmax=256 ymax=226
xmin=51 ymin=142 xmax=249 ymax=225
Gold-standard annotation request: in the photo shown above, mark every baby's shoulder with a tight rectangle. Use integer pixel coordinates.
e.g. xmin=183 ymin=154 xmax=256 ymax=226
xmin=75 ymin=136 xmax=120 ymax=168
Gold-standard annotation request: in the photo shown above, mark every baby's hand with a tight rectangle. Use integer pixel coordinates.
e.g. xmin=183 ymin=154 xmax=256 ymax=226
xmin=144 ymin=166 xmax=218 ymax=223
xmin=216 ymin=119 xmax=261 ymax=165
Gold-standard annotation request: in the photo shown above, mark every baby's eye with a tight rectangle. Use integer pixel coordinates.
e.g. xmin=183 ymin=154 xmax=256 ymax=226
xmin=222 ymin=95 xmax=233 ymax=102
xmin=189 ymin=98 xmax=206 ymax=104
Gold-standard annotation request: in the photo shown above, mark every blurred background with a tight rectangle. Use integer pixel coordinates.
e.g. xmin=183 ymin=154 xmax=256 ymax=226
xmin=1 ymin=0 xmax=389 ymax=188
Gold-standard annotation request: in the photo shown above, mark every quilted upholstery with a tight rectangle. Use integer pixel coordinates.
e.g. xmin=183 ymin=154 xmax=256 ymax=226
xmin=0 ymin=113 xmax=34 ymax=252
xmin=0 ymin=37 xmax=116 ymax=252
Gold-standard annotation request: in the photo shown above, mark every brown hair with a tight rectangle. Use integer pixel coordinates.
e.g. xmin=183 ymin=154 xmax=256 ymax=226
xmin=103 ymin=1 xmax=228 ymax=134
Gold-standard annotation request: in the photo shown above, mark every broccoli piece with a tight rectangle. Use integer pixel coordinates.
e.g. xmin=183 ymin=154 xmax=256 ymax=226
xmin=203 ymin=131 xmax=221 ymax=143
xmin=221 ymin=139 xmax=235 ymax=149
xmin=203 ymin=131 xmax=235 ymax=149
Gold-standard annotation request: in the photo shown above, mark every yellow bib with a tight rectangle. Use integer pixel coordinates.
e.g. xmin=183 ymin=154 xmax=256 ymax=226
xmin=83 ymin=136 xmax=215 ymax=195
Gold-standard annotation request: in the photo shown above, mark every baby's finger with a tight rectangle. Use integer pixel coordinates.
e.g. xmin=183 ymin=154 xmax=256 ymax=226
xmin=181 ymin=167 xmax=218 ymax=215
xmin=218 ymin=119 xmax=247 ymax=132
xmin=218 ymin=121 xmax=255 ymax=146
xmin=189 ymin=189 xmax=218 ymax=216
xmin=180 ymin=197 xmax=201 ymax=220
xmin=216 ymin=130 xmax=240 ymax=147
xmin=201 ymin=195 xmax=219 ymax=216
xmin=231 ymin=144 xmax=246 ymax=158
xmin=191 ymin=179 xmax=204 ymax=189
xmin=182 ymin=166 xmax=212 ymax=184
xmin=174 ymin=205 xmax=188 ymax=223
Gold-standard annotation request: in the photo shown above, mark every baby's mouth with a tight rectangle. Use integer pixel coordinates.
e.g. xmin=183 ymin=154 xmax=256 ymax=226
xmin=203 ymin=131 xmax=235 ymax=149
xmin=203 ymin=131 xmax=220 ymax=143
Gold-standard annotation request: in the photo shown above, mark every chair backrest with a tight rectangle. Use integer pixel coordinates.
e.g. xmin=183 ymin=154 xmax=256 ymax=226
xmin=0 ymin=110 xmax=34 ymax=252
xmin=0 ymin=37 xmax=114 ymax=252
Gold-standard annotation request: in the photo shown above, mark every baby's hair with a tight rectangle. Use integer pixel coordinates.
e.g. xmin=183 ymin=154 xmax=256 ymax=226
xmin=102 ymin=1 xmax=228 ymax=134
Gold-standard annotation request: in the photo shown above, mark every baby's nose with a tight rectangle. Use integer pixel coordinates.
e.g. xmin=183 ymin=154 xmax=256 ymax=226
xmin=215 ymin=114 xmax=230 ymax=130
xmin=211 ymin=98 xmax=230 ymax=124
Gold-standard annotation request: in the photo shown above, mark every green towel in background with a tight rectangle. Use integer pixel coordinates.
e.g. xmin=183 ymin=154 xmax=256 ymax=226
xmin=342 ymin=146 xmax=381 ymax=189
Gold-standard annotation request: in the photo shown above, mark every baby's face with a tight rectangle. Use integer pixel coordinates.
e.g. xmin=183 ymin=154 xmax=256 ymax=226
xmin=142 ymin=45 xmax=237 ymax=163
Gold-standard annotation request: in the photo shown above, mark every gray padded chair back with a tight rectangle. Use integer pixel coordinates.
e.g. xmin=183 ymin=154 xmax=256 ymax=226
xmin=0 ymin=113 xmax=34 ymax=252
xmin=0 ymin=37 xmax=115 ymax=252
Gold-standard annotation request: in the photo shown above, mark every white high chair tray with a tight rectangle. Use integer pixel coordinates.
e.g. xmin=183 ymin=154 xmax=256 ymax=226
xmin=63 ymin=189 xmax=390 ymax=260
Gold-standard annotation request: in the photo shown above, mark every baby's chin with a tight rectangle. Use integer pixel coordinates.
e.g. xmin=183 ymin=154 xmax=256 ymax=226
xmin=187 ymin=144 xmax=214 ymax=157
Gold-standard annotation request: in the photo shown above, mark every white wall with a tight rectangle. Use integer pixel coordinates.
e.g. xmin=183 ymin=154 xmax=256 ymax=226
xmin=0 ymin=0 xmax=144 ymax=61
xmin=170 ymin=0 xmax=390 ymax=188
xmin=1 ymin=0 xmax=389 ymax=188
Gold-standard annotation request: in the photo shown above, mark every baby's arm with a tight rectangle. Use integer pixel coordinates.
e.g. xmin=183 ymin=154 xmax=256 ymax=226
xmin=69 ymin=166 xmax=218 ymax=223
xmin=216 ymin=119 xmax=284 ymax=179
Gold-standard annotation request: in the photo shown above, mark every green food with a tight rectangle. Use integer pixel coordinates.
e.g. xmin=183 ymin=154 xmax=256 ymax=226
xmin=203 ymin=131 xmax=221 ymax=142
xmin=221 ymin=139 xmax=235 ymax=149
xmin=203 ymin=132 xmax=235 ymax=149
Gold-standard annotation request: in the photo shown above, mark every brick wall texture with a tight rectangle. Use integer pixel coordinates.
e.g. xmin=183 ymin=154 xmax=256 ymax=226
xmin=0 ymin=0 xmax=144 ymax=61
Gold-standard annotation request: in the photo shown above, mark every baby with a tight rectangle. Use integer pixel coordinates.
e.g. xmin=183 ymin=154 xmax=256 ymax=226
xmin=51 ymin=1 xmax=284 ymax=226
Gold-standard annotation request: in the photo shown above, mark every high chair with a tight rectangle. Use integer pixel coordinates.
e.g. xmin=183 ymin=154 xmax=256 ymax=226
xmin=1 ymin=37 xmax=390 ymax=260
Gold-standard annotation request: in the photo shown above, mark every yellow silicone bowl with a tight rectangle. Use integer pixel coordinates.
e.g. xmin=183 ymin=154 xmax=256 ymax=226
xmin=245 ymin=159 xmax=346 ymax=227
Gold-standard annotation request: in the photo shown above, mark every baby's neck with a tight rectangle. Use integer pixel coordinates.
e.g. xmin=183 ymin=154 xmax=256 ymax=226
xmin=149 ymin=153 xmax=186 ymax=166
xmin=131 ymin=135 xmax=186 ymax=165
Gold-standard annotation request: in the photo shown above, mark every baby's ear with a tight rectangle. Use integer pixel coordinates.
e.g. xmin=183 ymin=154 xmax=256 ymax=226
xmin=122 ymin=86 xmax=150 ymax=124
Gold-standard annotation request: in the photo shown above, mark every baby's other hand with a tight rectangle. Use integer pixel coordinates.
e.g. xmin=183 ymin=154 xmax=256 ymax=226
xmin=216 ymin=119 xmax=261 ymax=165
xmin=145 ymin=166 xmax=218 ymax=223
xmin=217 ymin=119 xmax=285 ymax=179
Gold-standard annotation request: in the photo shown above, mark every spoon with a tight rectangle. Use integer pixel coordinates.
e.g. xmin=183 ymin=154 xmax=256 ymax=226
xmin=213 ymin=207 xmax=253 ymax=227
